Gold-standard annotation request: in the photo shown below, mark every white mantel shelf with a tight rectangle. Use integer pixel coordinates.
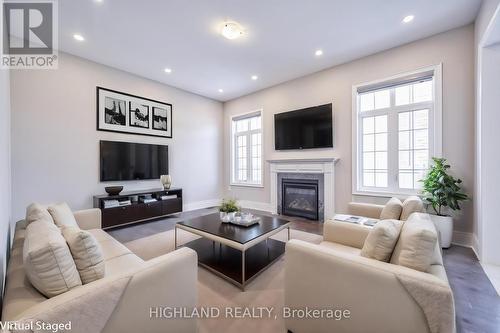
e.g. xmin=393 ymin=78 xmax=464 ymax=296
xmin=268 ymin=158 xmax=339 ymax=220
xmin=267 ymin=158 xmax=339 ymax=163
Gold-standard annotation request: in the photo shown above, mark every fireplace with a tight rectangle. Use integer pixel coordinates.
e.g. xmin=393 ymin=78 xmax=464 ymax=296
xmin=282 ymin=179 xmax=319 ymax=220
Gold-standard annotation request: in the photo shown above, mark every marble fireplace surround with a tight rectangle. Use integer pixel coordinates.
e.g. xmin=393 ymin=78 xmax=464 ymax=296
xmin=268 ymin=158 xmax=338 ymax=221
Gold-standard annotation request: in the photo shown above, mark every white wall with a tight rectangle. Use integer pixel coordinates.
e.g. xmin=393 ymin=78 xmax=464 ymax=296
xmin=223 ymin=25 xmax=475 ymax=234
xmin=0 ymin=67 xmax=12 ymax=301
xmin=10 ymin=52 xmax=224 ymax=221
xmin=475 ymin=0 xmax=500 ymax=263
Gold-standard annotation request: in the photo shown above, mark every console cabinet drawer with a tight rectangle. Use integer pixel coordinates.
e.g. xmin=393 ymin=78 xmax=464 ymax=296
xmin=102 ymin=205 xmax=136 ymax=228
xmin=162 ymin=198 xmax=182 ymax=215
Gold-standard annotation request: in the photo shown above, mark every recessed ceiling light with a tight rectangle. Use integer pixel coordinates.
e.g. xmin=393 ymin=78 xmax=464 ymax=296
xmin=221 ymin=21 xmax=244 ymax=40
xmin=164 ymin=68 xmax=172 ymax=73
xmin=218 ymin=89 xmax=224 ymax=93
xmin=315 ymin=49 xmax=323 ymax=56
xmin=251 ymin=75 xmax=258 ymax=80
xmin=94 ymin=0 xmax=103 ymax=3
xmin=73 ymin=34 xmax=85 ymax=41
xmin=402 ymin=15 xmax=414 ymax=23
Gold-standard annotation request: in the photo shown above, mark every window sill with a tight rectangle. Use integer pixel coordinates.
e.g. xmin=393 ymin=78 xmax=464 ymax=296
xmin=352 ymin=190 xmax=421 ymax=199
xmin=230 ymin=183 xmax=264 ymax=188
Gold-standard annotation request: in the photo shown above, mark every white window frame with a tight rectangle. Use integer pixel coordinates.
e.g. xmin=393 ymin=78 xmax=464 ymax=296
xmin=230 ymin=110 xmax=264 ymax=188
xmin=352 ymin=64 xmax=443 ymax=197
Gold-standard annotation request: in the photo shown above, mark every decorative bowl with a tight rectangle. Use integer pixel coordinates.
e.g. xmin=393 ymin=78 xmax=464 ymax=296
xmin=105 ymin=186 xmax=123 ymax=196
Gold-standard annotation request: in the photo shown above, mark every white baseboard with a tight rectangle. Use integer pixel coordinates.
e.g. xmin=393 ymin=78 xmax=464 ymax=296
xmin=451 ymin=230 xmax=473 ymax=248
xmin=183 ymin=199 xmax=220 ymax=212
xmin=238 ymin=200 xmax=273 ymax=213
xmin=472 ymin=234 xmax=481 ymax=260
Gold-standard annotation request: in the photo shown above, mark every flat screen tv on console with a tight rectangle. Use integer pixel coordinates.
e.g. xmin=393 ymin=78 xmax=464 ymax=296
xmin=274 ymin=103 xmax=333 ymax=150
xmin=100 ymin=140 xmax=168 ymax=181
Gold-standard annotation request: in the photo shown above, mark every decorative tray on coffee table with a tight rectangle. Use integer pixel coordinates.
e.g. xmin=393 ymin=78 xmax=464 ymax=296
xmin=229 ymin=214 xmax=261 ymax=227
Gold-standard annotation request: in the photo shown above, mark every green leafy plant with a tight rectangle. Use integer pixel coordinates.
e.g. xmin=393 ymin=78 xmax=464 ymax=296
xmin=219 ymin=198 xmax=240 ymax=213
xmin=421 ymin=157 xmax=468 ymax=216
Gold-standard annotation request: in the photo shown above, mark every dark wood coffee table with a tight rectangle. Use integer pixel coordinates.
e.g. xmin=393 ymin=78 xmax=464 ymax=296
xmin=175 ymin=213 xmax=290 ymax=290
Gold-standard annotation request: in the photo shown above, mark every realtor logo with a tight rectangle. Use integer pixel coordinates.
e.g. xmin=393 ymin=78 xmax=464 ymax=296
xmin=1 ymin=0 xmax=58 ymax=69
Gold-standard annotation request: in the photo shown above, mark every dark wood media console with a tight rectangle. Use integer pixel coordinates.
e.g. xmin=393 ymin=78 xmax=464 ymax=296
xmin=93 ymin=188 xmax=182 ymax=229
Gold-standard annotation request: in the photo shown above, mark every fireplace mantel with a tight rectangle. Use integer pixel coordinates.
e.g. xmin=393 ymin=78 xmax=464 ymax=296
xmin=267 ymin=158 xmax=339 ymax=220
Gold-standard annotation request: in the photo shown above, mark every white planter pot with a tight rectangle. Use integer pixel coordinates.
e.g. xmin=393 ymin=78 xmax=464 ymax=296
xmin=430 ymin=215 xmax=453 ymax=248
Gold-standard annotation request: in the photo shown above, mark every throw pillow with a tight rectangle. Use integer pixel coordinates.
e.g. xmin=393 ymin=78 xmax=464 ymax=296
xmin=23 ymin=219 xmax=82 ymax=297
xmin=25 ymin=203 xmax=53 ymax=226
xmin=47 ymin=202 xmax=79 ymax=228
xmin=390 ymin=212 xmax=438 ymax=272
xmin=361 ymin=219 xmax=403 ymax=262
xmin=379 ymin=197 xmax=403 ymax=220
xmin=400 ymin=196 xmax=424 ymax=221
xmin=62 ymin=226 xmax=105 ymax=284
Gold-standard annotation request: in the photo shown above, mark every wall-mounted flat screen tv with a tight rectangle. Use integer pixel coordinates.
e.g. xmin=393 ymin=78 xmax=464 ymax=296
xmin=274 ymin=103 xmax=333 ymax=150
xmin=100 ymin=140 xmax=168 ymax=181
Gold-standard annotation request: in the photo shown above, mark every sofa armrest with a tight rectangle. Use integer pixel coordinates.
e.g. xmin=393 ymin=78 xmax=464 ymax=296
xmin=285 ymin=240 xmax=453 ymax=333
xmin=348 ymin=202 xmax=384 ymax=219
xmin=323 ymin=220 xmax=371 ymax=248
xmin=74 ymin=208 xmax=102 ymax=230
xmin=14 ymin=248 xmax=198 ymax=333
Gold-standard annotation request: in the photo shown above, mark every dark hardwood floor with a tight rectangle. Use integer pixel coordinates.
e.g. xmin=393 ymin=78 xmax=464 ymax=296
xmin=108 ymin=207 xmax=500 ymax=333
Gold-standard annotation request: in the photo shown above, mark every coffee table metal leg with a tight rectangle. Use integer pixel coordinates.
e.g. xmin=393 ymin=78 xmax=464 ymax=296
xmin=242 ymin=250 xmax=246 ymax=290
xmin=174 ymin=226 xmax=177 ymax=250
xmin=288 ymin=226 xmax=291 ymax=241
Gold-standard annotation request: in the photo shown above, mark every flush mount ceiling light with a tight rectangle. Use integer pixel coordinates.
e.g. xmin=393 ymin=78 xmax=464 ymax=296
xmin=73 ymin=34 xmax=85 ymax=41
xmin=221 ymin=21 xmax=244 ymax=40
xmin=164 ymin=68 xmax=172 ymax=73
xmin=402 ymin=15 xmax=414 ymax=23
xmin=315 ymin=49 xmax=323 ymax=56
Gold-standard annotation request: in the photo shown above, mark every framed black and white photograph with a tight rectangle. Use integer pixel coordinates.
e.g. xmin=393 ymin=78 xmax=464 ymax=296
xmin=129 ymin=102 xmax=149 ymax=129
xmin=152 ymin=107 xmax=168 ymax=131
xmin=104 ymin=97 xmax=126 ymax=126
xmin=97 ymin=87 xmax=172 ymax=138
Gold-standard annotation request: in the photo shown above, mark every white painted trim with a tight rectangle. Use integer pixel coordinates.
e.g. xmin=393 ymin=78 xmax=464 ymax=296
xmin=352 ymin=64 xmax=443 ymax=196
xmin=239 ymin=200 xmax=273 ymax=213
xmin=230 ymin=109 xmax=264 ymax=187
xmin=183 ymin=199 xmax=220 ymax=212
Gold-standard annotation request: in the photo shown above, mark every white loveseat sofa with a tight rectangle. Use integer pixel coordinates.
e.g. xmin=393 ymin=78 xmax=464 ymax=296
xmin=2 ymin=208 xmax=198 ymax=333
xmin=284 ymin=212 xmax=455 ymax=333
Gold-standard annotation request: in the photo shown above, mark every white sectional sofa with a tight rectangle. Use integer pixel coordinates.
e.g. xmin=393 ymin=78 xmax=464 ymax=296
xmin=284 ymin=211 xmax=455 ymax=333
xmin=2 ymin=208 xmax=198 ymax=333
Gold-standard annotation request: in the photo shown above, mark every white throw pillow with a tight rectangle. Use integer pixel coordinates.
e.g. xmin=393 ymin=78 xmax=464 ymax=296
xmin=62 ymin=226 xmax=105 ymax=284
xmin=25 ymin=203 xmax=53 ymax=226
xmin=47 ymin=202 xmax=79 ymax=228
xmin=390 ymin=212 xmax=438 ymax=272
xmin=380 ymin=197 xmax=403 ymax=220
xmin=23 ymin=219 xmax=82 ymax=297
xmin=361 ymin=219 xmax=403 ymax=262
xmin=400 ymin=196 xmax=424 ymax=221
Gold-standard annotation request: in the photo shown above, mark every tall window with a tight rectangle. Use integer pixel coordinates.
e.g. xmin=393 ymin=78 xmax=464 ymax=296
xmin=232 ymin=111 xmax=262 ymax=186
xmin=354 ymin=66 xmax=441 ymax=195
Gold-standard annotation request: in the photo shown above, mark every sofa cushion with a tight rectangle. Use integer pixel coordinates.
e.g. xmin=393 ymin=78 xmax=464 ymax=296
xmin=23 ymin=220 xmax=82 ymax=298
xmin=25 ymin=203 xmax=53 ymax=226
xmin=380 ymin=197 xmax=403 ymax=220
xmin=390 ymin=212 xmax=438 ymax=272
xmin=104 ymin=253 xmax=145 ymax=276
xmin=360 ymin=219 xmax=403 ymax=262
xmin=318 ymin=241 xmax=362 ymax=256
xmin=47 ymin=202 xmax=79 ymax=228
xmin=400 ymin=196 xmax=424 ymax=221
xmin=62 ymin=226 xmax=105 ymax=284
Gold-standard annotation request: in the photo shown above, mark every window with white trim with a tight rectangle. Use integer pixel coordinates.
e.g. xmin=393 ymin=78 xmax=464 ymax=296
xmin=231 ymin=111 xmax=262 ymax=186
xmin=354 ymin=66 xmax=441 ymax=195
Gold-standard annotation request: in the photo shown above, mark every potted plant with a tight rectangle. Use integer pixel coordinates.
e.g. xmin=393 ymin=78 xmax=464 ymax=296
xmin=421 ymin=157 xmax=469 ymax=248
xmin=219 ymin=198 xmax=240 ymax=222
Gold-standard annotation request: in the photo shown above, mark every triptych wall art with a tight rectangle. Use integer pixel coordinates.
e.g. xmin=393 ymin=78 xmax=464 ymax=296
xmin=97 ymin=87 xmax=172 ymax=138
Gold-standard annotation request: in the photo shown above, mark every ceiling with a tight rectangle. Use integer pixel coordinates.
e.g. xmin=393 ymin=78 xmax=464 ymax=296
xmin=59 ymin=0 xmax=482 ymax=102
